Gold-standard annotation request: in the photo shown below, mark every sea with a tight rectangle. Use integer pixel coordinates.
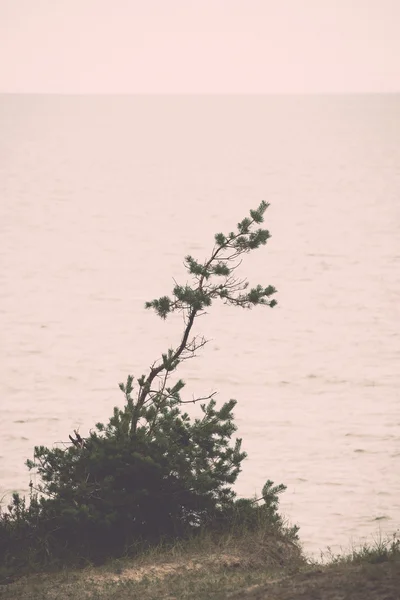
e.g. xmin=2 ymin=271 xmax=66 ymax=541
xmin=1 ymin=94 xmax=399 ymax=558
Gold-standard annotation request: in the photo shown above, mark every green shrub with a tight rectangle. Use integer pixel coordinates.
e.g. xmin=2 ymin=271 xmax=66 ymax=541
xmin=0 ymin=202 xmax=293 ymax=575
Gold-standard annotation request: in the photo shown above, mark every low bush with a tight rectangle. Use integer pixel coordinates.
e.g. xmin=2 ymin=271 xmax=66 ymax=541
xmin=0 ymin=202 xmax=296 ymax=580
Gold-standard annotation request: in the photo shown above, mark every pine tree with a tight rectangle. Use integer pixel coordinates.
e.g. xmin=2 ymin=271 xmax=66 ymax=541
xmin=1 ymin=202 xmax=293 ymax=568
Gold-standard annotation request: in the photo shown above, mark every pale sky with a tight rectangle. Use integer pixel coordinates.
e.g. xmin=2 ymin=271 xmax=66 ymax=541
xmin=0 ymin=0 xmax=399 ymax=94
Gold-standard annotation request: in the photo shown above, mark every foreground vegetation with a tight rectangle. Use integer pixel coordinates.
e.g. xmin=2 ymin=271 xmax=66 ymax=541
xmin=0 ymin=529 xmax=399 ymax=600
xmin=1 ymin=202 xmax=285 ymax=581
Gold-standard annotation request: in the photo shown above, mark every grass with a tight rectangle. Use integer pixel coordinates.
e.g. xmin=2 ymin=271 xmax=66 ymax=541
xmin=1 ymin=528 xmax=400 ymax=600
xmin=318 ymin=530 xmax=400 ymax=565
xmin=0 ymin=516 xmax=304 ymax=599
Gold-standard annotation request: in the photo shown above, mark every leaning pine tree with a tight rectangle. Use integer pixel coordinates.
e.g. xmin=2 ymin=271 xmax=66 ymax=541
xmin=1 ymin=201 xmax=297 ymax=569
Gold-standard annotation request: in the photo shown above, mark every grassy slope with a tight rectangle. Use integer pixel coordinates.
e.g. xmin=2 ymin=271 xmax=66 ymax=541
xmin=1 ymin=530 xmax=399 ymax=600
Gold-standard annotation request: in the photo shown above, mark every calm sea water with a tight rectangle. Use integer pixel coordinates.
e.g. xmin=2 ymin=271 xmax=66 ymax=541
xmin=1 ymin=94 xmax=399 ymax=557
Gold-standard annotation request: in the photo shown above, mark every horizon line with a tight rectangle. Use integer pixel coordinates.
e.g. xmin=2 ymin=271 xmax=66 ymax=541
xmin=1 ymin=91 xmax=399 ymax=96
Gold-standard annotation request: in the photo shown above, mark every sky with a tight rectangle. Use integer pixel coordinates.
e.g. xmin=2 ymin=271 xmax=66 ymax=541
xmin=0 ymin=0 xmax=399 ymax=94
